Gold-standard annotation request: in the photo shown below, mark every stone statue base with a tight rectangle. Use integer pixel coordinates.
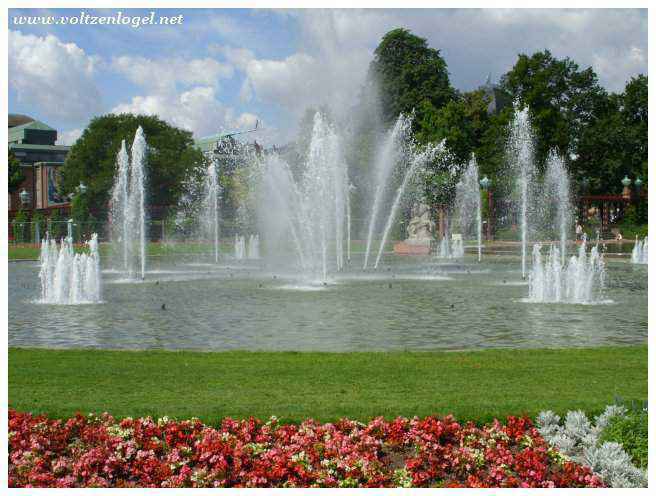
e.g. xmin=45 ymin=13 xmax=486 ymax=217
xmin=394 ymin=239 xmax=432 ymax=255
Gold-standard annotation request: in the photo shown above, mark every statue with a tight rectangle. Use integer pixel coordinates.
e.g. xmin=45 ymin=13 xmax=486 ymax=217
xmin=406 ymin=202 xmax=434 ymax=241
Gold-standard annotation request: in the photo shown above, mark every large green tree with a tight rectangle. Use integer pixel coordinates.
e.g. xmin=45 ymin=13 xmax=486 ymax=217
xmin=500 ymin=50 xmax=607 ymax=167
xmin=60 ymin=113 xmax=205 ymax=217
xmin=367 ymin=28 xmax=456 ymax=130
xmin=575 ymin=75 xmax=647 ymax=194
xmin=8 ymin=150 xmax=25 ymax=193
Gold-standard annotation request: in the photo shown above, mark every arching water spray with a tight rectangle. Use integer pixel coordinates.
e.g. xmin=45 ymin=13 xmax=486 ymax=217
xmin=373 ymin=142 xmax=444 ymax=269
xmin=363 ymin=115 xmax=412 ymax=269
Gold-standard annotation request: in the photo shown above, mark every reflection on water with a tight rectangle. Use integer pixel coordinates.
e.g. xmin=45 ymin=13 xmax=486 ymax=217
xmin=8 ymin=254 xmax=647 ymax=351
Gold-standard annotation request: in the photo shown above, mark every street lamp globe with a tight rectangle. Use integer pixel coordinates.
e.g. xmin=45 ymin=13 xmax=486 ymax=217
xmin=621 ymin=176 xmax=632 ymax=188
xmin=19 ymin=188 xmax=31 ymax=207
xmin=479 ymin=175 xmax=491 ymax=190
xmin=634 ymin=177 xmax=643 ymax=191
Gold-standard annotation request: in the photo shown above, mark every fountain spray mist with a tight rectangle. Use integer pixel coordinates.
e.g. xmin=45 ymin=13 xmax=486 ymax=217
xmin=544 ymin=151 xmax=572 ymax=265
xmin=507 ymin=105 xmax=536 ymax=279
xmin=455 ymin=155 xmax=483 ymax=263
xmin=202 ymin=159 xmax=221 ymax=263
xmin=110 ymin=127 xmax=148 ymax=279
xmin=373 ymin=141 xmax=444 ymax=269
xmin=363 ymin=114 xmax=412 ymax=269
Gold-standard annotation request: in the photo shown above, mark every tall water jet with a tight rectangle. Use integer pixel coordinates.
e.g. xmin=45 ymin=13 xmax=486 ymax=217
xmin=373 ymin=141 xmax=444 ymax=269
xmin=632 ymin=236 xmax=648 ymax=264
xmin=39 ymin=234 xmax=102 ymax=304
xmin=507 ymin=105 xmax=537 ymax=279
xmin=260 ymin=112 xmax=347 ymax=281
xmin=110 ymin=140 xmax=130 ymax=271
xmin=528 ymin=235 xmax=606 ymax=304
xmin=247 ymin=234 xmax=260 ymax=259
xmin=130 ymin=127 xmax=147 ymax=279
xmin=110 ymin=127 xmax=148 ymax=279
xmin=234 ymin=235 xmax=246 ymax=260
xmin=202 ymin=159 xmax=221 ymax=263
xmin=543 ymin=151 xmax=572 ymax=265
xmin=363 ymin=114 xmax=412 ymax=269
xmin=454 ymin=155 xmax=483 ymax=262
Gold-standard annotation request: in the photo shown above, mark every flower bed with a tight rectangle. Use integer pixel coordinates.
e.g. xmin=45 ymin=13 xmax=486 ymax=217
xmin=9 ymin=410 xmax=603 ymax=488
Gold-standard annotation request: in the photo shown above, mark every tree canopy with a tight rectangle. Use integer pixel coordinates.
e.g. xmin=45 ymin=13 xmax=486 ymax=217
xmin=60 ymin=113 xmax=205 ymax=217
xmin=8 ymin=150 xmax=25 ymax=193
xmin=367 ymin=28 xmax=456 ymax=129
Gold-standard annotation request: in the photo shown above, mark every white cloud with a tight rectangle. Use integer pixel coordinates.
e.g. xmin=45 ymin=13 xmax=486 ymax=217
xmin=112 ymin=86 xmax=262 ymax=138
xmin=218 ymin=8 xmax=647 ymax=127
xmin=9 ymin=30 xmax=102 ymax=122
xmin=111 ymin=55 xmax=234 ymax=93
xmin=56 ymin=128 xmax=83 ymax=146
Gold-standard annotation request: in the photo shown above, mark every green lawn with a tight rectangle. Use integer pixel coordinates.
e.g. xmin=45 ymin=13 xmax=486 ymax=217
xmin=9 ymin=346 xmax=646 ymax=425
xmin=8 ymin=239 xmax=393 ymax=261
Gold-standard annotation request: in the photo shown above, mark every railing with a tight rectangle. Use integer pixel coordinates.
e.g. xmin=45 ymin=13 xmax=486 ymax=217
xmin=7 ymin=218 xmax=404 ymax=246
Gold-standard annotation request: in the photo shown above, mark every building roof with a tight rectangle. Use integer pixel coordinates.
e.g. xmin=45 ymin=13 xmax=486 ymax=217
xmin=194 ymin=133 xmax=233 ymax=153
xmin=9 ymin=142 xmax=70 ymax=152
xmin=8 ymin=113 xmax=35 ymax=128
xmin=9 ymin=120 xmax=58 ymax=145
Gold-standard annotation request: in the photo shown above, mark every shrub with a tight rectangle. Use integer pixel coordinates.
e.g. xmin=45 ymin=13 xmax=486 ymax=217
xmin=536 ymin=405 xmax=647 ymax=488
xmin=598 ymin=411 xmax=647 ymax=470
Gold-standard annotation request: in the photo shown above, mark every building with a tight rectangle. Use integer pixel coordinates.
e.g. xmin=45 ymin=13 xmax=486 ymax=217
xmin=8 ymin=114 xmax=71 ymax=215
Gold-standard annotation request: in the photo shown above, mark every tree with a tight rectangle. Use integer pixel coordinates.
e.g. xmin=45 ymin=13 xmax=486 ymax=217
xmin=8 ymin=150 xmax=25 ymax=193
xmin=60 ymin=113 xmax=206 ymax=218
xmin=367 ymin=28 xmax=456 ymax=131
xmin=500 ymin=50 xmax=607 ymax=168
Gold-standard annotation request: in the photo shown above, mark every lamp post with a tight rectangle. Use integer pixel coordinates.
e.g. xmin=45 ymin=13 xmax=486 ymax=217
xmin=621 ymin=175 xmax=632 ymax=200
xmin=634 ymin=177 xmax=643 ymax=194
xmin=479 ymin=175 xmax=492 ymax=241
xmin=19 ymin=188 xmax=31 ymax=208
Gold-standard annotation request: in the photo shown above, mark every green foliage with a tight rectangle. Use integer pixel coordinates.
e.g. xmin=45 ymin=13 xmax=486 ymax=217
xmin=47 ymin=209 xmax=68 ymax=239
xmin=599 ymin=411 xmax=648 ymax=469
xmin=501 ymin=50 xmax=607 ymax=168
xmin=12 ymin=210 xmax=29 ymax=243
xmin=60 ymin=113 xmax=205 ymax=218
xmin=31 ymin=211 xmax=45 ymax=241
xmin=8 ymin=150 xmax=25 ymax=193
xmin=70 ymin=190 xmax=91 ymax=223
xmin=368 ymin=28 xmax=456 ymax=129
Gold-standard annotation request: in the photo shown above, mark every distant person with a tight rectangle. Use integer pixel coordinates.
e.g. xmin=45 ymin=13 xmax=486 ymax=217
xmin=575 ymin=223 xmax=583 ymax=240
xmin=616 ymin=232 xmax=623 ymax=242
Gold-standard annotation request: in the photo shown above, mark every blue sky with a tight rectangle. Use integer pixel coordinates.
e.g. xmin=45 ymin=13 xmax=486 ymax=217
xmin=8 ymin=8 xmax=648 ymax=146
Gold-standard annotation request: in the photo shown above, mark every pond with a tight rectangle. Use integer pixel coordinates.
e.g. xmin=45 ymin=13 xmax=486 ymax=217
xmin=8 ymin=253 xmax=647 ymax=351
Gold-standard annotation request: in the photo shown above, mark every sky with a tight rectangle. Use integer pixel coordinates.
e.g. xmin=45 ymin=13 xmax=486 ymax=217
xmin=8 ymin=8 xmax=648 ymax=147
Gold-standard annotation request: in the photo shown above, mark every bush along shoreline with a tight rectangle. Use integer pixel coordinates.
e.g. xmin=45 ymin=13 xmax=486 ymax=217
xmin=536 ymin=404 xmax=648 ymax=488
xmin=9 ymin=409 xmax=604 ymax=488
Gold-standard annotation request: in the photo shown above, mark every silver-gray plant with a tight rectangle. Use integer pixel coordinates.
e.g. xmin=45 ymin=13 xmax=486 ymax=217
xmin=536 ymin=405 xmax=646 ymax=488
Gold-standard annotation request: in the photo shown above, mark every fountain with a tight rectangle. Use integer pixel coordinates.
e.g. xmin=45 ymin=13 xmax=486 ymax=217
xmin=234 ymin=235 xmax=246 ymax=260
xmin=437 ymin=233 xmax=464 ymax=259
xmin=632 ymin=236 xmax=648 ymax=264
xmin=247 ymin=234 xmax=260 ymax=259
xmin=543 ymin=151 xmax=572 ymax=264
xmin=373 ymin=141 xmax=444 ymax=269
xmin=260 ymin=112 xmax=347 ymax=281
xmin=528 ymin=236 xmax=606 ymax=304
xmin=39 ymin=233 xmax=102 ymax=304
xmin=202 ymin=159 xmax=221 ymax=263
xmin=110 ymin=127 xmax=148 ymax=279
xmin=363 ymin=114 xmax=413 ymax=269
xmin=454 ymin=155 xmax=483 ymax=262
xmin=507 ymin=104 xmax=537 ymax=279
